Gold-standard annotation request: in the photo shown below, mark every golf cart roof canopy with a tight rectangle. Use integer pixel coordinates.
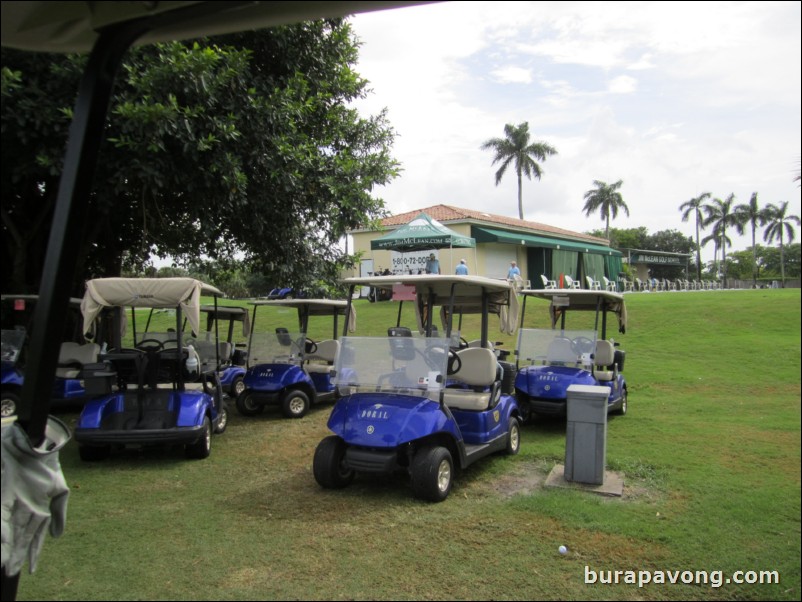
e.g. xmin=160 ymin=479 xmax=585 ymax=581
xmin=342 ymin=274 xmax=519 ymax=335
xmin=81 ymin=277 xmax=223 ymax=338
xmin=519 ymin=288 xmax=628 ymax=334
xmin=250 ymin=298 xmax=356 ymax=331
xmin=199 ymin=304 xmax=251 ymax=337
xmin=0 ymin=1 xmax=427 ymax=53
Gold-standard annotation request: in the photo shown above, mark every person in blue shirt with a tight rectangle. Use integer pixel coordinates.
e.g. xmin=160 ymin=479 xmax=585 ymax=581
xmin=425 ymin=253 xmax=440 ymax=274
xmin=455 ymin=259 xmax=468 ymax=275
xmin=507 ymin=261 xmax=521 ymax=279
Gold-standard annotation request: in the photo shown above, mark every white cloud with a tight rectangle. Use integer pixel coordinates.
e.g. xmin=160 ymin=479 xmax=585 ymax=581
xmin=607 ymin=75 xmax=637 ymax=94
xmin=350 ymin=1 xmax=802 ymax=262
xmin=490 ymin=66 xmax=533 ymax=84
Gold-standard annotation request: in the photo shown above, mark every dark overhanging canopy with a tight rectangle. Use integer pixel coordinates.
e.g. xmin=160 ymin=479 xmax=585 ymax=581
xmin=371 ymin=212 xmax=476 ymax=252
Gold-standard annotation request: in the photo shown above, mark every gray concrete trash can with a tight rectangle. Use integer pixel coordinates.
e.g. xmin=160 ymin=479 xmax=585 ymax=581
xmin=564 ymin=384 xmax=609 ymax=485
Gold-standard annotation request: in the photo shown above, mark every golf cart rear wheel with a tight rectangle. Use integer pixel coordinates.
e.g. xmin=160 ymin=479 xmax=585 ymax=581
xmin=230 ymin=375 xmax=245 ymax=397
xmin=615 ymin=388 xmax=628 ymax=415
xmin=282 ymin=389 xmax=310 ymax=419
xmin=518 ymin=400 xmax=532 ymax=424
xmin=506 ymin=417 xmax=521 ymax=455
xmin=186 ymin=417 xmax=212 ymax=459
xmin=313 ymin=435 xmax=355 ymax=488
xmin=236 ymin=391 xmax=264 ymax=416
xmin=411 ymin=445 xmax=453 ymax=502
xmin=213 ymin=402 xmax=228 ymax=434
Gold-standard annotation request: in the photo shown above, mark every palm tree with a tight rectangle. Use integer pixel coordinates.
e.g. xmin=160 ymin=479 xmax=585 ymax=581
xmin=763 ymin=201 xmax=801 ymax=287
xmin=582 ymin=179 xmax=629 ymax=240
xmin=733 ymin=192 xmax=769 ymax=287
xmin=703 ymin=194 xmax=739 ymax=287
xmin=679 ymin=192 xmax=712 ymax=281
xmin=701 ymin=226 xmax=730 ymax=280
xmin=480 ymin=122 xmax=557 ymax=220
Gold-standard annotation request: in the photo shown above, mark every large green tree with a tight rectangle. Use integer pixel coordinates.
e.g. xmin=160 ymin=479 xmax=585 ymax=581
xmin=480 ymin=122 xmax=557 ymax=220
xmin=582 ymin=179 xmax=629 ymax=240
xmin=679 ymin=191 xmax=712 ymax=281
xmin=1 ymin=19 xmax=399 ymax=295
xmin=763 ymin=201 xmax=801 ymax=287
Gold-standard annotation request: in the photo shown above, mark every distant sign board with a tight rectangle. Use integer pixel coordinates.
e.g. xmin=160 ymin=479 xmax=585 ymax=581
xmin=390 ymin=250 xmax=432 ymax=274
xmin=630 ymin=253 xmax=684 ymax=266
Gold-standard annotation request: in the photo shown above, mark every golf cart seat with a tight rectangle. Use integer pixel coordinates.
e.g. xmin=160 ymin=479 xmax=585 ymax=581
xmin=443 ymin=347 xmax=500 ymax=411
xmin=467 ymin=339 xmax=494 ymax=351
xmin=593 ymin=340 xmax=616 ymax=381
xmin=218 ymin=341 xmax=233 ymax=362
xmin=306 ymin=339 xmax=340 ymax=374
xmin=56 ymin=342 xmax=100 ymax=378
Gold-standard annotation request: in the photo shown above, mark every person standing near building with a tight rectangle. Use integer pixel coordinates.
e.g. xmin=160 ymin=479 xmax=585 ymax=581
xmin=425 ymin=253 xmax=441 ymax=274
xmin=455 ymin=259 xmax=468 ymax=275
xmin=507 ymin=261 xmax=521 ymax=279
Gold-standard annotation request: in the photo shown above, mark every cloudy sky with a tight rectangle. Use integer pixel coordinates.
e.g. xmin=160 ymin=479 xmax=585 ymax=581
xmin=348 ymin=1 xmax=801 ymax=262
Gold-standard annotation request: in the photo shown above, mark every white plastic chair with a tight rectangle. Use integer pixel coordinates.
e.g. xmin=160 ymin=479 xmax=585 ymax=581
xmin=602 ymin=277 xmax=617 ymax=292
xmin=564 ymin=275 xmax=580 ymax=289
xmin=586 ymin=276 xmax=601 ymax=290
xmin=540 ymin=274 xmax=556 ymax=289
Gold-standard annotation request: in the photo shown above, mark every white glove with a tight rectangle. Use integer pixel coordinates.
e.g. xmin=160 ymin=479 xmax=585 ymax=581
xmin=1 ymin=416 xmax=71 ymax=576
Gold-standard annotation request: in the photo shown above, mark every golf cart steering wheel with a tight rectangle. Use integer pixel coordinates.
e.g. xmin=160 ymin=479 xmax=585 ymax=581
xmin=136 ymin=338 xmax=165 ymax=351
xmin=447 ymin=349 xmax=462 ymax=375
xmin=304 ymin=338 xmax=318 ymax=355
xmin=458 ymin=336 xmax=469 ymax=349
xmin=571 ymin=336 xmax=595 ymax=356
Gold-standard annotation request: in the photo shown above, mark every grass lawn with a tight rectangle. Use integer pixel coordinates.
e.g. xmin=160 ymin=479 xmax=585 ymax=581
xmin=15 ymin=288 xmax=801 ymax=601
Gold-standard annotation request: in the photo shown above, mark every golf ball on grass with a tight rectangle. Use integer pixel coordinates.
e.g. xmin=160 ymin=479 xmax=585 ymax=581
xmin=558 ymin=545 xmax=568 ymax=555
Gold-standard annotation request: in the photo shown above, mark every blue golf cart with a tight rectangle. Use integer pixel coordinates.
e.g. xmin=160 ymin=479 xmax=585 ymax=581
xmin=1 ymin=294 xmax=111 ymax=417
xmin=74 ymin=277 xmax=229 ymax=461
xmin=1 ymin=328 xmax=26 ymax=418
xmin=313 ymin=274 xmax=523 ymax=502
xmin=236 ymin=298 xmax=355 ymax=419
xmin=513 ymin=288 xmax=629 ymax=421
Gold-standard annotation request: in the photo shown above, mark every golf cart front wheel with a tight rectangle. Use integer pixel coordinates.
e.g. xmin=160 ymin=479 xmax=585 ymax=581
xmin=282 ymin=389 xmax=310 ymax=419
xmin=1 ymin=391 xmax=19 ymax=418
xmin=313 ymin=436 xmax=354 ymax=488
xmin=236 ymin=391 xmax=264 ymax=416
xmin=186 ymin=417 xmax=212 ymax=459
xmin=411 ymin=445 xmax=453 ymax=502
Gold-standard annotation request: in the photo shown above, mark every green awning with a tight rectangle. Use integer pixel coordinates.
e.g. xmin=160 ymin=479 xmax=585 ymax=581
xmin=472 ymin=227 xmax=622 ymax=256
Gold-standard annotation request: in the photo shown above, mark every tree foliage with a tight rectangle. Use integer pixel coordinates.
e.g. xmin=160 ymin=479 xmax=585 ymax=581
xmin=480 ymin=122 xmax=557 ymax=220
xmin=762 ymin=201 xmax=801 ymax=286
xmin=679 ymin=192 xmax=711 ymax=281
xmin=1 ymin=20 xmax=399 ymax=295
xmin=582 ymin=179 xmax=629 ymax=240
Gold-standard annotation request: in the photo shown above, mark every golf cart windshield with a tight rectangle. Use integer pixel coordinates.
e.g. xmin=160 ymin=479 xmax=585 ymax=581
xmin=516 ymin=328 xmax=598 ymax=369
xmin=1 ymin=329 xmax=26 ymax=364
xmin=248 ymin=330 xmax=307 ymax=365
xmin=334 ymin=336 xmax=450 ymax=396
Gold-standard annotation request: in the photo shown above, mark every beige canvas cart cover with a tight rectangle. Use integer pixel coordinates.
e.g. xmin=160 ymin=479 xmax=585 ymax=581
xmin=81 ymin=277 xmax=223 ymax=340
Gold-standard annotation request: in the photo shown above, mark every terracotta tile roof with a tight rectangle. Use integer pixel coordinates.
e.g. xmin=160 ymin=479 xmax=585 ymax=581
xmin=380 ymin=204 xmax=609 ymax=245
